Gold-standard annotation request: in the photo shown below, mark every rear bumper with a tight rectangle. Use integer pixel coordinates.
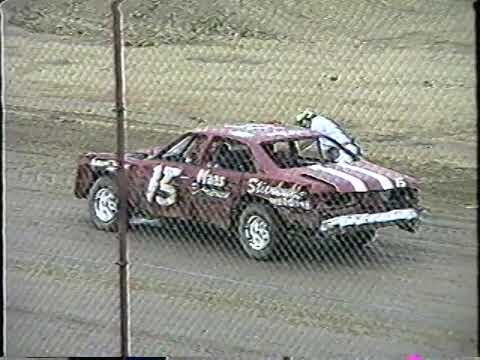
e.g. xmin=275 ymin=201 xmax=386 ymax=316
xmin=318 ymin=208 xmax=422 ymax=235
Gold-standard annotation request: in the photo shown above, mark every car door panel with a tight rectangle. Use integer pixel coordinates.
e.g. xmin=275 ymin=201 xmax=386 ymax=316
xmin=131 ymin=160 xmax=189 ymax=220
xmin=189 ymin=137 xmax=257 ymax=229
xmin=190 ymin=167 xmax=243 ymax=228
xmin=131 ymin=134 xmax=209 ymax=220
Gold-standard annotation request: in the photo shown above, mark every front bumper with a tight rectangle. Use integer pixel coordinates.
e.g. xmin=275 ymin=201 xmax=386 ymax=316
xmin=318 ymin=208 xmax=422 ymax=234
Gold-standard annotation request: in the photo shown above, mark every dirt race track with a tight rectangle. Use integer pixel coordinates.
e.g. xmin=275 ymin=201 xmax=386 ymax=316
xmin=3 ymin=0 xmax=478 ymax=358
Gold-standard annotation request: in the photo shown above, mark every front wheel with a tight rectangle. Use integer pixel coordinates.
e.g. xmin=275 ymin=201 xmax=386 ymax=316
xmin=238 ymin=203 xmax=284 ymax=260
xmin=88 ymin=176 xmax=126 ymax=231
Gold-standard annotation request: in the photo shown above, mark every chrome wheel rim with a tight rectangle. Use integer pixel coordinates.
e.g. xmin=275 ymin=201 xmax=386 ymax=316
xmin=244 ymin=215 xmax=271 ymax=251
xmin=94 ymin=188 xmax=118 ymax=222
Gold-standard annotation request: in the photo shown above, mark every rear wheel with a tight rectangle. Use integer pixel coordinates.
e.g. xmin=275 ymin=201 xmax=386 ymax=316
xmin=238 ymin=203 xmax=284 ymax=260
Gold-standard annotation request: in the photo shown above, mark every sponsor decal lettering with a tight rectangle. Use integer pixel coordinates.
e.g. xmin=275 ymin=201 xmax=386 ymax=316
xmin=228 ymin=130 xmax=255 ymax=138
xmin=192 ymin=169 xmax=230 ymax=199
xmin=90 ymin=158 xmax=118 ymax=168
xmin=225 ymin=124 xmax=308 ymax=138
xmin=247 ymin=178 xmax=312 ymax=210
xmin=196 ymin=169 xmax=226 ymax=188
xmin=90 ymin=158 xmax=129 ymax=170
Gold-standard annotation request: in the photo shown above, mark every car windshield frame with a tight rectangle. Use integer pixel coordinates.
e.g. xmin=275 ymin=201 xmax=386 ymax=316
xmin=261 ymin=134 xmax=360 ymax=169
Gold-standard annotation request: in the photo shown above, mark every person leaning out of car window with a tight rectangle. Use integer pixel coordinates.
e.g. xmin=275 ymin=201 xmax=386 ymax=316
xmin=294 ymin=109 xmax=362 ymax=162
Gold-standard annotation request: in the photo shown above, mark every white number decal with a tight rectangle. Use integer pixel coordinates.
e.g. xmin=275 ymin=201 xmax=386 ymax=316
xmin=146 ymin=165 xmax=164 ymax=203
xmin=394 ymin=178 xmax=407 ymax=187
xmin=146 ymin=165 xmax=182 ymax=206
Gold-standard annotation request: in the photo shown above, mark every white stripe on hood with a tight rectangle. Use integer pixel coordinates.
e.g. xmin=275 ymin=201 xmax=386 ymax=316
xmin=336 ymin=163 xmax=395 ymax=190
xmin=309 ymin=164 xmax=368 ymax=192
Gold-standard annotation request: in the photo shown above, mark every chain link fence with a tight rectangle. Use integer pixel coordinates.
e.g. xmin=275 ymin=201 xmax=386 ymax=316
xmin=4 ymin=0 xmax=477 ymax=358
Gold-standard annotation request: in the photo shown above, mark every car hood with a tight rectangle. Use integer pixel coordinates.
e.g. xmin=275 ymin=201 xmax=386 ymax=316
xmin=283 ymin=160 xmax=418 ymax=193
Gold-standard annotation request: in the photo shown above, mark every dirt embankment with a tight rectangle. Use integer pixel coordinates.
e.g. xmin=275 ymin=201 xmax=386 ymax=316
xmin=7 ymin=0 xmax=476 ymax=48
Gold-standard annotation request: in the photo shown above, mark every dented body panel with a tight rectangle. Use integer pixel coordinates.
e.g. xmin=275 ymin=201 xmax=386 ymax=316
xmin=74 ymin=124 xmax=422 ymax=234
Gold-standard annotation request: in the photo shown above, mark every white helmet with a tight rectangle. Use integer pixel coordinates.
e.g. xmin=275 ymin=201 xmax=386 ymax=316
xmin=295 ymin=109 xmax=317 ymax=128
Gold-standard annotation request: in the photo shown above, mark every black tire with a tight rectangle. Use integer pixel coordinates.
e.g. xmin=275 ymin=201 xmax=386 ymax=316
xmin=88 ymin=176 xmax=125 ymax=232
xmin=237 ymin=203 xmax=285 ymax=260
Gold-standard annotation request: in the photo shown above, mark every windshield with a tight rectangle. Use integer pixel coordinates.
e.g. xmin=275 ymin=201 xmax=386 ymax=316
xmin=262 ymin=136 xmax=358 ymax=169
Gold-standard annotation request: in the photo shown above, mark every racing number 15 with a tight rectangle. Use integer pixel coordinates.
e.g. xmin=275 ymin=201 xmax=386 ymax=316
xmin=146 ymin=165 xmax=182 ymax=206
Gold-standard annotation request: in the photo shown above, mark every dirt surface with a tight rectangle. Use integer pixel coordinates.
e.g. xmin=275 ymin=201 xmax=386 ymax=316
xmin=3 ymin=0 xmax=477 ymax=358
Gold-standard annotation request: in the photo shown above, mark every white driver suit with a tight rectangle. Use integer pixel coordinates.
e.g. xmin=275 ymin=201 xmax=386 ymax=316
xmin=309 ymin=115 xmax=360 ymax=162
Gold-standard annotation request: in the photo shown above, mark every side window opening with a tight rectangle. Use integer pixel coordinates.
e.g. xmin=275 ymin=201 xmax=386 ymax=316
xmin=182 ymin=135 xmax=208 ymax=165
xmin=262 ymin=136 xmax=356 ymax=169
xmin=208 ymin=138 xmax=256 ymax=173
xmin=161 ymin=134 xmax=207 ymax=165
xmin=263 ymin=140 xmax=303 ymax=168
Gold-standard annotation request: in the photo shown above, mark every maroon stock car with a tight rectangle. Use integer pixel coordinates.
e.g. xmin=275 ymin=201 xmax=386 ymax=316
xmin=74 ymin=124 xmax=422 ymax=260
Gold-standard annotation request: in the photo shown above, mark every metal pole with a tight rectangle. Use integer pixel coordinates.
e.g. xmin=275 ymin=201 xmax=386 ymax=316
xmin=111 ymin=0 xmax=130 ymax=358
xmin=0 ymin=1 xmax=6 ymax=357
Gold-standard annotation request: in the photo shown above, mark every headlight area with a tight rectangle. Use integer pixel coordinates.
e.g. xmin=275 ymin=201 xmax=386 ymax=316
xmin=274 ymin=188 xmax=421 ymax=231
xmin=311 ymin=192 xmax=360 ymax=210
xmin=310 ymin=188 xmax=420 ymax=213
xmin=276 ymin=192 xmax=363 ymax=231
xmin=384 ymin=187 xmax=420 ymax=208
xmin=265 ymin=190 xmax=321 ymax=229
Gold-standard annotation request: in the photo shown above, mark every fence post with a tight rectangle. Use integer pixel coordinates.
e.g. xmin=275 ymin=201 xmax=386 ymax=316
xmin=0 ymin=0 xmax=6 ymax=357
xmin=111 ymin=0 xmax=130 ymax=358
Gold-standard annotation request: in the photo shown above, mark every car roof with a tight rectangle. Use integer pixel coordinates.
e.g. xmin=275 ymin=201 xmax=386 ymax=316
xmin=193 ymin=123 xmax=320 ymax=144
